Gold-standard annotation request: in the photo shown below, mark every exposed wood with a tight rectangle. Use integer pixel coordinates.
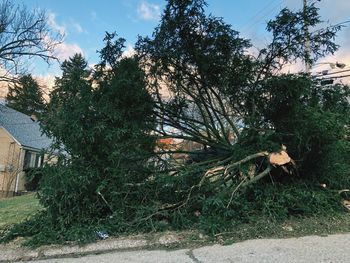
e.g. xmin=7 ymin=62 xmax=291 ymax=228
xmin=241 ymin=165 xmax=272 ymax=188
xmin=225 ymin=151 xmax=269 ymax=172
xmin=342 ymin=200 xmax=350 ymax=211
xmin=269 ymin=150 xmax=292 ymax=166
xmin=204 ymin=165 xmax=225 ymax=177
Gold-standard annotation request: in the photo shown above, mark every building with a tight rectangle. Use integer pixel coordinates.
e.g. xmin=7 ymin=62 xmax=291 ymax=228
xmin=0 ymin=100 xmax=52 ymax=197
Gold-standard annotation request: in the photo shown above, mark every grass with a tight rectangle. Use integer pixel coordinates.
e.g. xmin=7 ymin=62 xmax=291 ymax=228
xmin=0 ymin=193 xmax=41 ymax=230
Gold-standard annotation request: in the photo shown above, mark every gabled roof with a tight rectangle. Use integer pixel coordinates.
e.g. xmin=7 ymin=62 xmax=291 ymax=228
xmin=0 ymin=101 xmax=52 ymax=151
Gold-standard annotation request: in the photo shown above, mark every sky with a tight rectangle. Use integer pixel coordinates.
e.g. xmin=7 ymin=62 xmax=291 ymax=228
xmin=13 ymin=0 xmax=350 ymax=87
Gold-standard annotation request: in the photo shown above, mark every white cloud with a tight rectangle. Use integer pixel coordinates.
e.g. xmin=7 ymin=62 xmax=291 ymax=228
xmin=34 ymin=75 xmax=56 ymax=101
xmin=137 ymin=1 xmax=161 ymax=21
xmin=35 ymin=74 xmax=55 ymax=89
xmin=123 ymin=44 xmax=136 ymax=58
xmin=54 ymin=42 xmax=84 ymax=61
xmin=48 ymin=12 xmax=85 ymax=35
xmin=0 ymin=73 xmax=56 ymax=100
xmin=0 ymin=82 xmax=8 ymax=98
xmin=47 ymin=12 xmax=66 ymax=36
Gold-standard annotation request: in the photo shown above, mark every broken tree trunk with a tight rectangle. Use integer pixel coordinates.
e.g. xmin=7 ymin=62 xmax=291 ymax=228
xmin=201 ymin=147 xmax=295 ymax=190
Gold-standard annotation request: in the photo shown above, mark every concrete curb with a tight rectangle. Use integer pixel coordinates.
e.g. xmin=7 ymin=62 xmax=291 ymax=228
xmin=0 ymin=233 xmax=184 ymax=262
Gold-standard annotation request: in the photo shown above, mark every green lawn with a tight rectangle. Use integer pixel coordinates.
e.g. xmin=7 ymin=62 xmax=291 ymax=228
xmin=0 ymin=194 xmax=41 ymax=229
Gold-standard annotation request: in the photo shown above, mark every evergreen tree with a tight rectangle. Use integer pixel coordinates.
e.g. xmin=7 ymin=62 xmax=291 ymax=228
xmin=43 ymin=53 xmax=93 ymax=157
xmin=38 ymin=39 xmax=156 ymax=234
xmin=136 ymin=0 xmax=345 ymax=178
xmin=6 ymin=74 xmax=45 ymax=116
xmin=93 ymin=32 xmax=155 ymax=169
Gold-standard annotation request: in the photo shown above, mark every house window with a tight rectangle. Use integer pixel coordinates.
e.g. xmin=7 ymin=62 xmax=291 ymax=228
xmin=23 ymin=151 xmax=42 ymax=170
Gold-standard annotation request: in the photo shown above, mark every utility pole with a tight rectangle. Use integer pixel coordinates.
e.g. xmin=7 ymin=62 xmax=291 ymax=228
xmin=303 ymin=0 xmax=311 ymax=73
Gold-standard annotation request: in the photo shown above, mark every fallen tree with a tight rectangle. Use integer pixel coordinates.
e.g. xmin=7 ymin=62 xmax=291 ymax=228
xmin=1 ymin=0 xmax=349 ymax=245
xmin=135 ymin=0 xmax=348 ymax=201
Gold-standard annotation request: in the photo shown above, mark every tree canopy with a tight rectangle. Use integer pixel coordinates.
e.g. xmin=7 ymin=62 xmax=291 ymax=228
xmin=6 ymin=74 xmax=45 ymax=115
xmin=135 ymin=0 xmax=345 ymax=175
xmin=44 ymin=53 xmax=93 ymax=156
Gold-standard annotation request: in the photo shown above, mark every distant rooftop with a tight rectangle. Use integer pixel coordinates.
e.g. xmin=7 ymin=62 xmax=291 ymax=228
xmin=0 ymin=103 xmax=52 ymax=150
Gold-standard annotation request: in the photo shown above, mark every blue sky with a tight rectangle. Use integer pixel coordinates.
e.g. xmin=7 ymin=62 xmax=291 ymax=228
xmin=14 ymin=0 xmax=350 ymax=82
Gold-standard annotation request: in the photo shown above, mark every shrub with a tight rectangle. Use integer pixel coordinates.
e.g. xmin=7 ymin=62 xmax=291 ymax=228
xmin=24 ymin=168 xmax=43 ymax=191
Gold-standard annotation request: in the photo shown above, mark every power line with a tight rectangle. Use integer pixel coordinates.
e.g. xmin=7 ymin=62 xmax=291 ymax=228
xmin=321 ymin=74 xmax=350 ymax=80
xmin=241 ymin=0 xmax=279 ymax=27
xmin=314 ymin=69 xmax=350 ymax=77
xmin=310 ymin=20 xmax=350 ymax=36
xmin=241 ymin=0 xmax=284 ymax=34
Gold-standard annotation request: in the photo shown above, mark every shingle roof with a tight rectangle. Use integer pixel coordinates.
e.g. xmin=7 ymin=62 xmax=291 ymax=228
xmin=0 ymin=102 xmax=52 ymax=151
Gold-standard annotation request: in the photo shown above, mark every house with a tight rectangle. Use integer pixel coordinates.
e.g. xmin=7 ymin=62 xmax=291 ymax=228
xmin=0 ymin=100 xmax=52 ymax=197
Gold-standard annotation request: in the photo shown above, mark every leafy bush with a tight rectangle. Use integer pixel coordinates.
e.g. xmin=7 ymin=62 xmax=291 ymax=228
xmin=195 ymin=181 xmax=343 ymax=234
xmin=318 ymin=140 xmax=350 ymax=189
xmin=24 ymin=168 xmax=43 ymax=191
xmin=38 ymin=162 xmax=105 ymax=228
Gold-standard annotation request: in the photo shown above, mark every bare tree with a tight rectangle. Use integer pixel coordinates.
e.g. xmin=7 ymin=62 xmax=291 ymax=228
xmin=0 ymin=0 xmax=63 ymax=83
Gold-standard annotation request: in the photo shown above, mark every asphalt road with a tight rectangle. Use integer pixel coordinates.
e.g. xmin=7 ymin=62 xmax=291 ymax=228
xmin=17 ymin=233 xmax=350 ymax=263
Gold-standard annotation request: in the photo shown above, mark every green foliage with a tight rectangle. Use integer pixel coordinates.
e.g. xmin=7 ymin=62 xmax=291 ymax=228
xmin=13 ymin=33 xmax=158 ymax=245
xmin=136 ymin=0 xmax=252 ymax=152
xmin=6 ymin=74 xmax=45 ymax=115
xmin=24 ymin=168 xmax=43 ymax=191
xmin=43 ymin=54 xmax=93 ymax=157
xmin=196 ymin=181 xmax=343 ymax=235
xmin=2 ymin=0 xmax=349 ymax=246
xmin=265 ymin=3 xmax=340 ymax=65
xmin=93 ymin=55 xmax=156 ymax=170
xmin=318 ymin=140 xmax=350 ymax=189
xmin=0 ymin=211 xmax=98 ymax=246
xmin=38 ymin=163 xmax=105 ymax=227
xmin=250 ymin=74 xmax=350 ymax=186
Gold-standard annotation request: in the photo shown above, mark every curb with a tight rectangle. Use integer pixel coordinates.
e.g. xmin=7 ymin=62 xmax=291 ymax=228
xmin=0 ymin=233 xmax=185 ymax=262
